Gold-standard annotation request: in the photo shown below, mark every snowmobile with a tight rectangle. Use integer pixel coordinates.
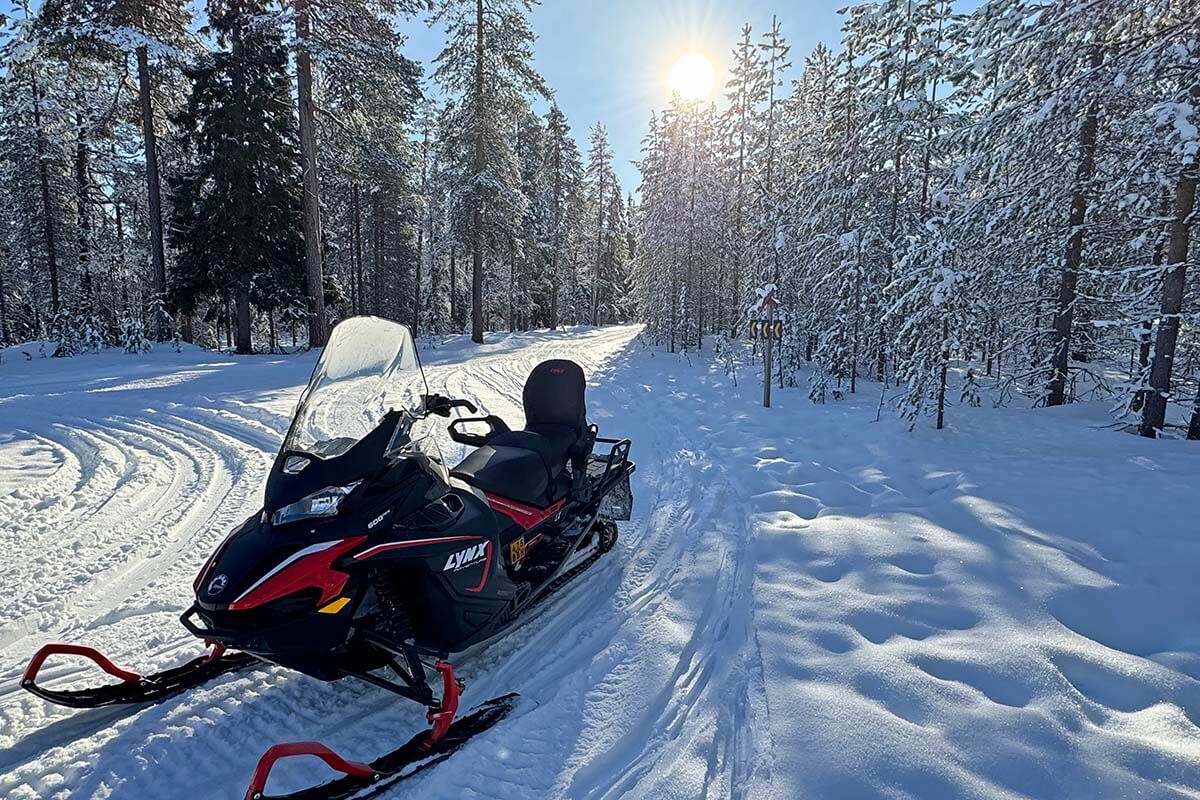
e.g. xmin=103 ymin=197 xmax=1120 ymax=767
xmin=21 ymin=316 xmax=635 ymax=800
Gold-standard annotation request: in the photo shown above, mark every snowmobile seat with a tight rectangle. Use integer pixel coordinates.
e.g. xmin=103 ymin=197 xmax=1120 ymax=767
xmin=450 ymin=359 xmax=588 ymax=505
xmin=451 ymin=444 xmax=549 ymax=507
xmin=487 ymin=359 xmax=588 ymax=478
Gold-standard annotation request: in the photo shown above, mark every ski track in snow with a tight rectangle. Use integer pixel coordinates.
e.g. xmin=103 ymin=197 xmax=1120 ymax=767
xmin=1 ymin=327 xmax=1199 ymax=799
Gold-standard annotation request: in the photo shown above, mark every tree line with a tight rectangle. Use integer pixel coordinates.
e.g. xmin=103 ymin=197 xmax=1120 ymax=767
xmin=633 ymin=0 xmax=1200 ymax=439
xmin=0 ymin=0 xmax=632 ymax=356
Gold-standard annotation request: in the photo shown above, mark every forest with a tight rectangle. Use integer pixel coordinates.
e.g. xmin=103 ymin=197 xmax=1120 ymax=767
xmin=635 ymin=1 xmax=1200 ymax=439
xmin=1 ymin=0 xmax=1198 ymax=439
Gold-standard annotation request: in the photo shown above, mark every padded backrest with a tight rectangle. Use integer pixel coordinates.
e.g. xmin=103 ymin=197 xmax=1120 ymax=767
xmin=523 ymin=359 xmax=587 ymax=434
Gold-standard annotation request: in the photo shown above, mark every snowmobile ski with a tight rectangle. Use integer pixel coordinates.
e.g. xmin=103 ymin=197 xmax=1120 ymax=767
xmin=245 ymin=691 xmax=517 ymax=799
xmin=22 ymin=642 xmax=257 ymax=709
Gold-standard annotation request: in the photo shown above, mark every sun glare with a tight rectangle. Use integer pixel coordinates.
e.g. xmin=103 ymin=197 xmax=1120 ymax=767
xmin=669 ymin=52 xmax=716 ymax=101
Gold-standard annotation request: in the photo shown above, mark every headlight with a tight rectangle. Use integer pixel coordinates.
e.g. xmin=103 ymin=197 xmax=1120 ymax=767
xmin=271 ymin=482 xmax=360 ymax=527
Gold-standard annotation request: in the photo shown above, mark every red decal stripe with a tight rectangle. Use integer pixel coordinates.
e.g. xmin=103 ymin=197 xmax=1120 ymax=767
xmin=229 ymin=537 xmax=365 ymax=611
xmin=484 ymin=493 xmax=565 ymax=531
xmin=354 ymin=535 xmax=481 ymax=561
xmin=465 ymin=540 xmax=492 ymax=593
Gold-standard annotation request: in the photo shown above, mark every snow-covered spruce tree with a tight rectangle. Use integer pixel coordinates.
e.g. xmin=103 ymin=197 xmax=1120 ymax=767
xmin=540 ymin=103 xmax=584 ymax=329
xmin=507 ymin=107 xmax=546 ymax=331
xmin=632 ymin=111 xmax=672 ymax=343
xmin=777 ymin=36 xmax=869 ymax=393
xmin=601 ymin=190 xmax=633 ymax=324
xmin=167 ymin=0 xmax=304 ymax=354
xmin=883 ymin=0 xmax=964 ymax=428
xmin=431 ymin=0 xmax=548 ymax=343
xmin=585 ymin=123 xmax=615 ymax=326
xmin=120 ymin=314 xmax=152 ymax=353
xmin=886 ymin=209 xmax=973 ymax=430
xmin=753 ymin=16 xmax=790 ymax=290
xmin=718 ymin=23 xmax=767 ymax=337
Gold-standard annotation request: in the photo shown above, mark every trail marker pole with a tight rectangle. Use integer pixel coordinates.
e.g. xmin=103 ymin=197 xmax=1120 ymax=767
xmin=752 ymin=285 xmax=780 ymax=409
xmin=763 ymin=301 xmax=774 ymax=408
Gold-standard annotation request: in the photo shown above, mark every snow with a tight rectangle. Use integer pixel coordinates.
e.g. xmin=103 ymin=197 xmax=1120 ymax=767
xmin=2 ymin=326 xmax=1199 ymax=799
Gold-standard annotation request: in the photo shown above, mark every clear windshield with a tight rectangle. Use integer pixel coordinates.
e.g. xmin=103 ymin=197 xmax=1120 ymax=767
xmin=284 ymin=317 xmax=438 ymax=467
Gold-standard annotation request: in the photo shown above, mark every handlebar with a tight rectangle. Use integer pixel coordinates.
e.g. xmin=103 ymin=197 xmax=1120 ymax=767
xmin=423 ymin=394 xmax=477 ymax=417
xmin=451 ymin=398 xmax=478 ymax=414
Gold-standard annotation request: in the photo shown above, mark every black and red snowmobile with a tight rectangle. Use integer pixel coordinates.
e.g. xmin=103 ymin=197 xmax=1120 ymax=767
xmin=21 ymin=316 xmax=635 ymax=799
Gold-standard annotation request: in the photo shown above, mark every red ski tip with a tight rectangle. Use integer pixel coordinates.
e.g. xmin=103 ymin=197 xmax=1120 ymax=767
xmin=244 ymin=742 xmax=375 ymax=800
xmin=23 ymin=643 xmax=143 ymax=687
xmin=422 ymin=660 xmax=463 ymax=750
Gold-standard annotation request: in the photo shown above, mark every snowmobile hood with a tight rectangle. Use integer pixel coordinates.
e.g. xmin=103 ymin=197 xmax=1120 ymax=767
xmin=201 ymin=454 xmax=447 ymax=611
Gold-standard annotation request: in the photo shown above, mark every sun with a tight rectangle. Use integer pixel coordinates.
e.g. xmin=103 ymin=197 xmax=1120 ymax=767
xmin=669 ymin=52 xmax=716 ymax=101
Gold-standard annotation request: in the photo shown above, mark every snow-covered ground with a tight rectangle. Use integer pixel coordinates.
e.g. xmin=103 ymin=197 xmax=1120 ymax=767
xmin=1 ymin=326 xmax=1198 ymax=799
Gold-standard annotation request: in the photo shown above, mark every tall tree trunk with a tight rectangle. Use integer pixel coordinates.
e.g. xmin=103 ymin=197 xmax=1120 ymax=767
xmin=235 ymin=290 xmax=252 ymax=354
xmin=450 ymin=244 xmax=458 ymax=330
xmin=351 ymin=181 xmax=363 ymax=316
xmin=508 ymin=236 xmax=516 ymax=332
xmin=136 ymin=45 xmax=166 ymax=335
xmin=414 ymin=124 xmax=429 ymax=336
xmin=683 ymin=119 xmax=696 ymax=346
xmin=0 ymin=250 xmax=9 ymax=343
xmin=764 ymin=15 xmax=782 ymax=285
xmin=470 ymin=0 xmax=486 ymax=344
xmin=1133 ymin=191 xmax=1172 ymax=412
xmin=729 ymin=26 xmax=753 ymax=338
xmin=879 ymin=7 xmax=915 ymax=383
xmin=429 ymin=213 xmax=442 ymax=331
xmin=74 ymin=105 xmax=92 ymax=313
xmin=1186 ymin=382 xmax=1200 ymax=440
xmin=372 ymin=192 xmax=384 ymax=317
xmin=1140 ymin=82 xmax=1199 ymax=437
xmin=295 ymin=0 xmax=327 ymax=347
xmin=936 ymin=319 xmax=949 ymax=429
xmin=1047 ymin=44 xmax=1102 ymax=407
xmin=30 ymin=71 xmax=60 ymax=315
xmin=550 ymin=136 xmax=562 ymax=329
xmin=592 ymin=170 xmax=605 ymax=326
xmin=414 ymin=225 xmax=423 ymax=336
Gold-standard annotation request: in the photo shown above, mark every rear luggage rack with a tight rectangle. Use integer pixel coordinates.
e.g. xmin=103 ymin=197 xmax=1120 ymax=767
xmin=580 ymin=437 xmax=634 ymax=520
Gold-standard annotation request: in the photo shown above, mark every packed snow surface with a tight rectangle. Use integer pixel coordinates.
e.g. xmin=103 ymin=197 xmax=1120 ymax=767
xmin=1 ymin=326 xmax=1198 ymax=799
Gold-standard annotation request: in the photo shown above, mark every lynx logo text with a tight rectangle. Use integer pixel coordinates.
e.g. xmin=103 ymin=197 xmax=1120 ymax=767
xmin=443 ymin=543 xmax=487 ymax=572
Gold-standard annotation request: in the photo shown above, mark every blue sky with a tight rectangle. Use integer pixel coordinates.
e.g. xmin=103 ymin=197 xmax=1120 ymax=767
xmin=398 ymin=1 xmax=852 ymax=196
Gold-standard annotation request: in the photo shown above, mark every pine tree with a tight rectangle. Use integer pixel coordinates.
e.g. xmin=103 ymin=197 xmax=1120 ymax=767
xmin=432 ymin=0 xmax=548 ymax=343
xmin=540 ymin=104 xmax=583 ymax=329
xmin=585 ymin=122 xmax=615 ymax=326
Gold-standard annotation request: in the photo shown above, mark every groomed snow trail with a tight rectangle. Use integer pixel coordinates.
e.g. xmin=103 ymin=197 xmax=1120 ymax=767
xmin=2 ymin=328 xmax=1199 ymax=799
